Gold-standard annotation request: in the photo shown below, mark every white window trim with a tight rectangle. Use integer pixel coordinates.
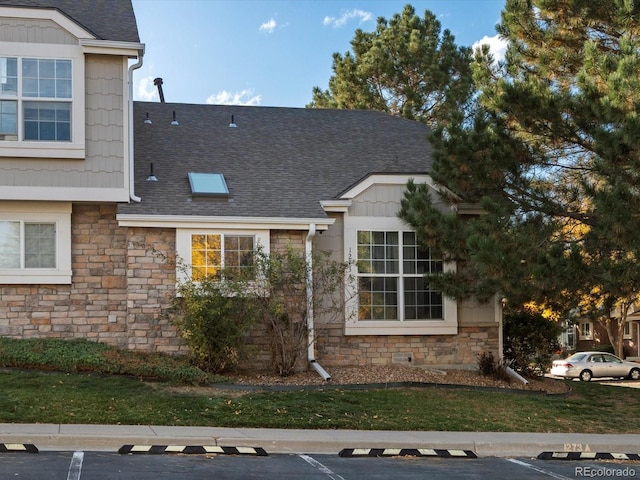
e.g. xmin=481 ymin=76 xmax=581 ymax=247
xmin=579 ymin=321 xmax=593 ymax=340
xmin=0 ymin=43 xmax=85 ymax=159
xmin=624 ymin=321 xmax=633 ymax=340
xmin=343 ymin=215 xmax=457 ymax=336
xmin=175 ymin=228 xmax=270 ymax=285
xmin=0 ymin=201 xmax=72 ymax=284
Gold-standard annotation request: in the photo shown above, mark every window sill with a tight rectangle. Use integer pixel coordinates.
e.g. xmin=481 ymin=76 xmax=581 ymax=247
xmin=0 ymin=142 xmax=85 ymax=159
xmin=345 ymin=320 xmax=458 ymax=336
xmin=0 ymin=270 xmax=72 ymax=285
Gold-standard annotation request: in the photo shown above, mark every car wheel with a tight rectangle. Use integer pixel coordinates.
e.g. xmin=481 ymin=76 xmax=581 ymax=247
xmin=579 ymin=370 xmax=592 ymax=382
xmin=628 ymin=368 xmax=640 ymax=381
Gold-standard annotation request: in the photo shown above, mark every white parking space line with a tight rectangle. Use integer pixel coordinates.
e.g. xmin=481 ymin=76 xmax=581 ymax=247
xmin=67 ymin=451 xmax=84 ymax=480
xmin=298 ymin=454 xmax=346 ymax=480
xmin=506 ymin=458 xmax=572 ymax=480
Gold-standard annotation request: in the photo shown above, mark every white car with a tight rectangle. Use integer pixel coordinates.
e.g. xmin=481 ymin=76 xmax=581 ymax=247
xmin=550 ymin=352 xmax=640 ymax=382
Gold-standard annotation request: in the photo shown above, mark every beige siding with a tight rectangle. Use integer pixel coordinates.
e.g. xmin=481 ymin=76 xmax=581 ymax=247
xmin=0 ymin=17 xmax=77 ymax=44
xmin=349 ymin=183 xmax=449 ymax=217
xmin=0 ymin=55 xmax=126 ymax=189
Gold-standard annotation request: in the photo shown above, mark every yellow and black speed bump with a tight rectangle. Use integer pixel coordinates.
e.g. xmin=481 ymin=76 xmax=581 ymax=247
xmin=538 ymin=452 xmax=640 ymax=461
xmin=0 ymin=444 xmax=39 ymax=453
xmin=118 ymin=445 xmax=268 ymax=456
xmin=339 ymin=448 xmax=477 ymax=458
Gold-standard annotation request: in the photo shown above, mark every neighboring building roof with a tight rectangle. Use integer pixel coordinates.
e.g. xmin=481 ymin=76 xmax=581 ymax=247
xmin=119 ymin=102 xmax=432 ymax=220
xmin=0 ymin=0 xmax=139 ymax=42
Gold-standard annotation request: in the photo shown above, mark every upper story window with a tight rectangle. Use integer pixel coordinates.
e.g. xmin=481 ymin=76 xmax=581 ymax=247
xmin=0 ymin=57 xmax=72 ymax=142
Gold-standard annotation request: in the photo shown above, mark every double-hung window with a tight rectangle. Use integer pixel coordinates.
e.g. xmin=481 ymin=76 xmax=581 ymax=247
xmin=344 ymin=215 xmax=457 ymax=336
xmin=0 ymin=57 xmax=72 ymax=142
xmin=357 ymin=230 xmax=443 ymax=321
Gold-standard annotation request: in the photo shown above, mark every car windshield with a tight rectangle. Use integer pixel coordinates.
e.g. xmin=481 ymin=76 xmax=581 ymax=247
xmin=567 ymin=353 xmax=588 ymax=362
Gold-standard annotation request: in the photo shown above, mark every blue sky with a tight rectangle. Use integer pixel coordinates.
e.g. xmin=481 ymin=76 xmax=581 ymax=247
xmin=131 ymin=0 xmax=507 ymax=108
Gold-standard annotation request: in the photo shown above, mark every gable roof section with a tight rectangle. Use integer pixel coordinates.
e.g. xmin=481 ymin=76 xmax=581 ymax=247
xmin=0 ymin=0 xmax=139 ymax=42
xmin=119 ymin=102 xmax=432 ymax=221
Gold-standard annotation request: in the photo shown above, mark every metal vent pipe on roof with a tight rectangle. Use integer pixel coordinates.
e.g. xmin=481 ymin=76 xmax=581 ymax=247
xmin=153 ymin=77 xmax=165 ymax=103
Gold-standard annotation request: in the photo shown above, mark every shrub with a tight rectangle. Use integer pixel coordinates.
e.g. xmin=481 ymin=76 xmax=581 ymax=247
xmin=503 ymin=307 xmax=562 ymax=377
xmin=477 ymin=351 xmax=511 ymax=383
xmin=0 ymin=338 xmax=212 ymax=385
xmin=170 ymin=273 xmax=255 ymax=373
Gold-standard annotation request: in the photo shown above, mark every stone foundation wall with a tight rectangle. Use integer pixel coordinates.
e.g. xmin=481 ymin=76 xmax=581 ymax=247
xmin=315 ymin=324 xmax=500 ymax=370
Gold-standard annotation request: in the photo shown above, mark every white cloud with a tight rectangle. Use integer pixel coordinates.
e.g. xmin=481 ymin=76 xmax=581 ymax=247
xmin=472 ymin=34 xmax=508 ymax=64
xmin=136 ymin=76 xmax=158 ymax=102
xmin=323 ymin=9 xmax=373 ymax=28
xmin=206 ymin=89 xmax=262 ymax=106
xmin=259 ymin=18 xmax=277 ymax=33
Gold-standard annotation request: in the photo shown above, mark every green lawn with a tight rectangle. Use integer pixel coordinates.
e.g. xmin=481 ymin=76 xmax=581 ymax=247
xmin=0 ymin=369 xmax=637 ymax=433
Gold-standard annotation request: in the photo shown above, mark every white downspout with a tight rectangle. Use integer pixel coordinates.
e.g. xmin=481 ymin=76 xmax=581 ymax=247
xmin=127 ymin=48 xmax=144 ymax=203
xmin=306 ymin=223 xmax=331 ymax=381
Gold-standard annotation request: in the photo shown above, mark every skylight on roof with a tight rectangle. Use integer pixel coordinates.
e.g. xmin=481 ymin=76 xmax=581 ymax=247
xmin=188 ymin=172 xmax=229 ymax=197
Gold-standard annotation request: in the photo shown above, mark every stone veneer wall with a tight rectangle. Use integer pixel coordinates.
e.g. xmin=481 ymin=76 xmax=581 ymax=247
xmin=0 ymin=204 xmax=128 ymax=344
xmin=0 ymin=210 xmax=499 ymax=370
xmin=314 ymin=324 xmax=499 ymax=370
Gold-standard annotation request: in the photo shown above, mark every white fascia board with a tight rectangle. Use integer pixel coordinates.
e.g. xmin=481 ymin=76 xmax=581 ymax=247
xmin=340 ymin=173 xmax=461 ymax=202
xmin=0 ymin=187 xmax=129 ymax=202
xmin=116 ymin=214 xmax=335 ymax=230
xmin=80 ymin=39 xmax=144 ymax=57
xmin=320 ymin=200 xmax=352 ymax=213
xmin=0 ymin=7 xmax=97 ymax=39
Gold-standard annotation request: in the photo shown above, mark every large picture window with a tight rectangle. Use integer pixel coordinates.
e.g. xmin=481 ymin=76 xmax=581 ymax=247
xmin=357 ymin=230 xmax=443 ymax=321
xmin=0 ymin=56 xmax=72 ymax=142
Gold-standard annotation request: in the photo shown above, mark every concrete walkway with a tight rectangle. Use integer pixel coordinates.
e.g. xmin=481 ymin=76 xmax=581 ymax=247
xmin=1 ymin=423 xmax=639 ymax=457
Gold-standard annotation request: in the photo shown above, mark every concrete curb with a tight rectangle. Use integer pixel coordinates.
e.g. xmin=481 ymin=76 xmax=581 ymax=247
xmin=2 ymin=425 xmax=640 ymax=458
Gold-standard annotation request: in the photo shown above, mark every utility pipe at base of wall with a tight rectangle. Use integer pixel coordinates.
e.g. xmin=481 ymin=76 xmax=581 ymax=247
xmin=306 ymin=223 xmax=331 ymax=381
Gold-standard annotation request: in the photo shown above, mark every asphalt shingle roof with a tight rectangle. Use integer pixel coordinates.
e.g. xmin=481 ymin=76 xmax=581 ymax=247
xmin=119 ymin=102 xmax=432 ymax=220
xmin=0 ymin=0 xmax=139 ymax=42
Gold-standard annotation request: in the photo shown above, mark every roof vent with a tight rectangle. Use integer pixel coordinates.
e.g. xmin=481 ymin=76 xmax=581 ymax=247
xmin=146 ymin=163 xmax=158 ymax=181
xmin=153 ymin=77 xmax=165 ymax=103
xmin=229 ymin=115 xmax=237 ymax=128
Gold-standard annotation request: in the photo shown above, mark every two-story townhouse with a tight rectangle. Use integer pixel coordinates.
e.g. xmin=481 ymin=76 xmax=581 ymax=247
xmin=0 ymin=1 xmax=502 ymax=373
xmin=0 ymin=0 xmax=143 ymax=344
